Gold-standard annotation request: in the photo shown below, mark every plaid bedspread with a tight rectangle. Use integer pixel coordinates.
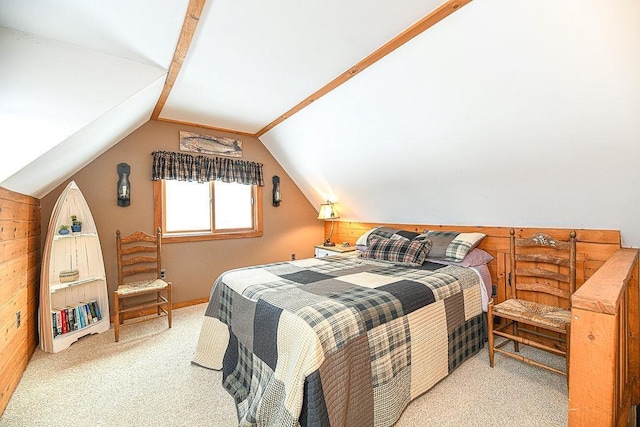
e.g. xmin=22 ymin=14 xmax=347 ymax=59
xmin=193 ymin=253 xmax=485 ymax=426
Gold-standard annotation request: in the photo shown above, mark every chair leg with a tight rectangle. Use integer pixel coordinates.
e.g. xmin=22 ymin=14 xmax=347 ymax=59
xmin=513 ymin=321 xmax=520 ymax=352
xmin=167 ymin=283 xmax=173 ymax=329
xmin=156 ymin=291 xmax=161 ymax=316
xmin=114 ymin=292 xmax=120 ymax=342
xmin=488 ymin=300 xmax=495 ymax=367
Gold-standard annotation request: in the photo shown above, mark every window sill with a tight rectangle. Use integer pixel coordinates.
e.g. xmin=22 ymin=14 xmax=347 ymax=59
xmin=161 ymin=230 xmax=263 ymax=244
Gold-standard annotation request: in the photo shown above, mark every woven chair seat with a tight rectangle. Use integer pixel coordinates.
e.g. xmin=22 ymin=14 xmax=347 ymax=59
xmin=116 ymin=278 xmax=169 ymax=296
xmin=493 ymin=298 xmax=570 ymax=330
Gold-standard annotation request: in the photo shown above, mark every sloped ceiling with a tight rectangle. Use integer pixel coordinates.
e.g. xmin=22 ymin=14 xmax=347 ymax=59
xmin=0 ymin=0 xmax=189 ymax=195
xmin=1 ymin=1 xmax=640 ymax=246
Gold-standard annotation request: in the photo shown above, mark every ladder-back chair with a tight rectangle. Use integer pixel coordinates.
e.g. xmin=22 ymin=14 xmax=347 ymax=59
xmin=114 ymin=227 xmax=172 ymax=342
xmin=488 ymin=228 xmax=576 ymax=377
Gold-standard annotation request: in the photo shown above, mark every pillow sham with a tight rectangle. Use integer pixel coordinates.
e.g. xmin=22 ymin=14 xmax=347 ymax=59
xmin=355 ymin=226 xmax=420 ymax=252
xmin=417 ymin=231 xmax=486 ymax=263
xmin=355 ymin=226 xmax=382 ymax=251
xmin=425 ymin=248 xmax=493 ymax=267
xmin=360 ymin=234 xmax=431 ymax=267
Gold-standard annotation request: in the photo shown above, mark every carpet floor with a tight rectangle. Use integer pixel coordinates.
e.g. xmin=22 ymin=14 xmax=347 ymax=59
xmin=0 ymin=304 xmax=568 ymax=426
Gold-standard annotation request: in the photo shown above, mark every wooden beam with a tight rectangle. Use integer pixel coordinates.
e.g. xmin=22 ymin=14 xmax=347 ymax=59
xmin=254 ymin=0 xmax=472 ymax=137
xmin=151 ymin=0 xmax=207 ymax=120
xmin=155 ymin=117 xmax=256 ymax=138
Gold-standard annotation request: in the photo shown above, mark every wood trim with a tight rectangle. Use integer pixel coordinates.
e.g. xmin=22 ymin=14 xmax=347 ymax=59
xmin=568 ymin=249 xmax=639 ymax=425
xmin=254 ymin=0 xmax=472 ymax=137
xmin=151 ymin=0 xmax=206 ymax=120
xmin=153 ymin=181 xmax=263 ymax=244
xmin=154 ymin=118 xmax=256 ymax=138
xmin=572 ymin=248 xmax=638 ymax=315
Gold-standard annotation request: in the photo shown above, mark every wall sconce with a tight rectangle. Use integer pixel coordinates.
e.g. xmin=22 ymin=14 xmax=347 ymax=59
xmin=272 ymin=176 xmax=281 ymax=207
xmin=117 ymin=163 xmax=131 ymax=207
xmin=317 ymin=201 xmax=339 ymax=246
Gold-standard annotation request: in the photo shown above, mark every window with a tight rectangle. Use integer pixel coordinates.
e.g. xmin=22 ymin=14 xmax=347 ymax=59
xmin=154 ymin=180 xmax=263 ymax=243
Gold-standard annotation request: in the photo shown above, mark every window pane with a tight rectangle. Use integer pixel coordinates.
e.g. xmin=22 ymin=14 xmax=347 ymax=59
xmin=214 ymin=182 xmax=252 ymax=230
xmin=165 ymin=180 xmax=211 ymax=232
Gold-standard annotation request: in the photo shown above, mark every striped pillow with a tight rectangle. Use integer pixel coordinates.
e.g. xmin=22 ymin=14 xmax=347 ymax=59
xmin=360 ymin=235 xmax=431 ymax=267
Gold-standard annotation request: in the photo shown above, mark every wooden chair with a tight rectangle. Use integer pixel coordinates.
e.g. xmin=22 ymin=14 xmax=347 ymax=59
xmin=114 ymin=227 xmax=172 ymax=342
xmin=488 ymin=228 xmax=576 ymax=378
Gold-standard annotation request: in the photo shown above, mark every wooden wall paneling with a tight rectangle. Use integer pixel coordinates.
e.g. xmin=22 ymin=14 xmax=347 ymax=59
xmin=0 ymin=290 xmax=28 ymax=353
xmin=0 ymin=187 xmax=40 ymax=416
xmin=497 ymin=252 xmax=509 ymax=302
xmin=0 ymin=275 xmax=24 ymax=317
xmin=0 ymin=221 xmax=29 ymax=242
xmin=26 ymin=249 xmax=40 ymax=356
xmin=0 ymin=331 xmax=28 ymax=413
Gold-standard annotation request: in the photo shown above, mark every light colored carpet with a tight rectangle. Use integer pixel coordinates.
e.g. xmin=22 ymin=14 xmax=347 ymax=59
xmin=0 ymin=304 xmax=568 ymax=426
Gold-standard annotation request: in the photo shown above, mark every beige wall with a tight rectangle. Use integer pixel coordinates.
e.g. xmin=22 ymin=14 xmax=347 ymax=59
xmin=40 ymin=121 xmax=324 ymax=310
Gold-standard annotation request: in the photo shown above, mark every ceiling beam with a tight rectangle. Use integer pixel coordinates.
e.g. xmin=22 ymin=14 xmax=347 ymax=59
xmin=151 ymin=0 xmax=206 ymax=120
xmin=156 ymin=117 xmax=256 ymax=137
xmin=254 ymin=0 xmax=472 ymax=138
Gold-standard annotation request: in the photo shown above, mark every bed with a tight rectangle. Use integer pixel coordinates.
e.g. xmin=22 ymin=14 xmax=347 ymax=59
xmin=192 ymin=228 xmax=491 ymax=426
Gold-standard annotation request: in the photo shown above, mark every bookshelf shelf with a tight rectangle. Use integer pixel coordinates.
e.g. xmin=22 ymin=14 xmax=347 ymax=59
xmin=49 ymin=276 xmax=104 ymax=292
xmin=53 ymin=232 xmax=98 ymax=241
xmin=39 ymin=181 xmax=110 ymax=353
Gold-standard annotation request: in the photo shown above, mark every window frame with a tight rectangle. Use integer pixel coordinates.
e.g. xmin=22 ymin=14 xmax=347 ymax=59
xmin=153 ymin=180 xmax=263 ymax=243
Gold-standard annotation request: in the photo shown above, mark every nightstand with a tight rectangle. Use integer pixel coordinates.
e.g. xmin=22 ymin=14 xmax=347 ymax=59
xmin=314 ymin=244 xmax=356 ymax=257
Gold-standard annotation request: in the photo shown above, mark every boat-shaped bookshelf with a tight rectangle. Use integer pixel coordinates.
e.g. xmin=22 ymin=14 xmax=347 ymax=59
xmin=39 ymin=181 xmax=110 ymax=353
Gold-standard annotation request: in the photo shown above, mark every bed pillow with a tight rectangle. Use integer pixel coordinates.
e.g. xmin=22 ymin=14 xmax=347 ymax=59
xmin=355 ymin=226 xmax=382 ymax=251
xmin=426 ymin=248 xmax=493 ymax=267
xmin=355 ymin=226 xmax=420 ymax=252
xmin=417 ymin=231 xmax=486 ymax=263
xmin=360 ymin=234 xmax=431 ymax=267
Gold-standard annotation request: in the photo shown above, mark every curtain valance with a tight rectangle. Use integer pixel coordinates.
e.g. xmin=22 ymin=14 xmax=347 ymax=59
xmin=151 ymin=151 xmax=264 ymax=187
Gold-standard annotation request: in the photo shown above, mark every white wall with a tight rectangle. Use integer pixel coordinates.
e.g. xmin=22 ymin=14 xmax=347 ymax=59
xmin=0 ymin=27 xmax=166 ymax=196
xmin=262 ymin=0 xmax=640 ymax=247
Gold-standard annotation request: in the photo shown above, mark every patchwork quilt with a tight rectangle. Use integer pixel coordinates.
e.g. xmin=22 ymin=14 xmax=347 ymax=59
xmin=193 ymin=253 xmax=485 ymax=427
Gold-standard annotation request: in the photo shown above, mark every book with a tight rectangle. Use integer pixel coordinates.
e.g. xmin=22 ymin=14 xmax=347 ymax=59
xmin=56 ymin=307 xmax=67 ymax=334
xmin=90 ymin=300 xmax=102 ymax=321
xmin=65 ymin=307 xmax=73 ymax=332
xmin=55 ymin=309 xmax=62 ymax=335
xmin=67 ymin=305 xmax=80 ymax=330
xmin=86 ymin=301 xmax=97 ymax=322
xmin=66 ymin=306 xmax=77 ymax=331
xmin=83 ymin=303 xmax=93 ymax=324
xmin=76 ymin=304 xmax=86 ymax=328
xmin=51 ymin=311 xmax=58 ymax=337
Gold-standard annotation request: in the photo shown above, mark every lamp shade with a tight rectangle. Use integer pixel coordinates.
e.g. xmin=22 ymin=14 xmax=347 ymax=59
xmin=317 ymin=202 xmax=339 ymax=220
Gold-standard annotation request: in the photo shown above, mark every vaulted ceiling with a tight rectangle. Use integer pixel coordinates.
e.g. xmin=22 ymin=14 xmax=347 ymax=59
xmin=2 ymin=1 xmax=640 ymax=246
xmin=1 ymin=0 xmax=464 ymax=196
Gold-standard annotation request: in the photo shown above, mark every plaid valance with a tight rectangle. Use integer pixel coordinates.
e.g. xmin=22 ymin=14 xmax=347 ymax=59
xmin=151 ymin=151 xmax=264 ymax=186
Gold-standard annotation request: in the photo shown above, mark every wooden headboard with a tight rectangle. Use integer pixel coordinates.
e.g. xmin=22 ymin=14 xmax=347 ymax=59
xmin=325 ymin=221 xmax=621 ymax=304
